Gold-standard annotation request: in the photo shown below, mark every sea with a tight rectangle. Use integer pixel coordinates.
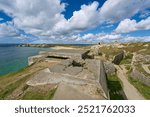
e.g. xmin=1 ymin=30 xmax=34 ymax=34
xmin=0 ymin=44 xmax=91 ymax=76
xmin=0 ymin=44 xmax=52 ymax=76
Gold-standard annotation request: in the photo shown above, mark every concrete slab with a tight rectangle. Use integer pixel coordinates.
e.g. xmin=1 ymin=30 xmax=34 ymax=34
xmin=53 ymin=83 xmax=94 ymax=100
xmin=26 ymin=68 xmax=97 ymax=86
xmin=26 ymin=58 xmax=109 ymax=99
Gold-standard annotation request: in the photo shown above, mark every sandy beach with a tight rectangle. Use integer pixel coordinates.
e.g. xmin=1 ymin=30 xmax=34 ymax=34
xmin=50 ymin=46 xmax=78 ymax=50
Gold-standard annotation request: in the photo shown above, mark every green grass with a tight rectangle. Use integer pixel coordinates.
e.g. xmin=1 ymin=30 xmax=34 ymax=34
xmin=22 ymin=88 xmax=56 ymax=100
xmin=143 ymin=61 xmax=150 ymax=64
xmin=125 ymin=65 xmax=131 ymax=71
xmin=120 ymin=59 xmax=132 ymax=64
xmin=99 ymin=46 xmax=122 ymax=60
xmin=135 ymin=64 xmax=149 ymax=77
xmin=0 ymin=75 xmax=30 ymax=99
xmin=128 ymin=75 xmax=150 ymax=99
xmin=124 ymin=42 xmax=150 ymax=54
xmin=120 ymin=53 xmax=133 ymax=65
xmin=107 ymin=74 xmax=125 ymax=100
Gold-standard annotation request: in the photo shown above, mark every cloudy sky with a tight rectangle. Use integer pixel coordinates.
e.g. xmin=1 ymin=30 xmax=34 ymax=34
xmin=0 ymin=0 xmax=150 ymax=44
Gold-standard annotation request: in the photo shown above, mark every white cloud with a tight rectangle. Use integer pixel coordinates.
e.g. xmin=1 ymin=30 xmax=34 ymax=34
xmin=115 ymin=17 xmax=150 ymax=33
xmin=68 ymin=2 xmax=100 ymax=30
xmin=0 ymin=0 xmax=66 ymax=35
xmin=53 ymin=1 xmax=100 ymax=34
xmin=139 ymin=10 xmax=150 ymax=18
xmin=0 ymin=18 xmax=4 ymax=21
xmin=61 ymin=33 xmax=150 ymax=43
xmin=0 ymin=22 xmax=18 ymax=37
xmin=0 ymin=0 xmax=150 ymax=43
xmin=100 ymin=0 xmax=150 ymax=22
xmin=0 ymin=0 xmax=101 ymax=38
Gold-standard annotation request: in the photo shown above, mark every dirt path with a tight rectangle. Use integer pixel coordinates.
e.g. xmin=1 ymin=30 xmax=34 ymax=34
xmin=115 ymin=65 xmax=145 ymax=100
xmin=142 ymin=64 xmax=150 ymax=74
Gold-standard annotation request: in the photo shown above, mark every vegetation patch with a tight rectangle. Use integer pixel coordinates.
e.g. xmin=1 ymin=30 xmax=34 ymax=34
xmin=135 ymin=64 xmax=149 ymax=77
xmin=128 ymin=75 xmax=150 ymax=99
xmin=125 ymin=65 xmax=131 ymax=71
xmin=120 ymin=53 xmax=133 ymax=65
xmin=107 ymin=74 xmax=125 ymax=100
xmin=144 ymin=61 xmax=150 ymax=64
xmin=21 ymin=86 xmax=57 ymax=100
xmin=0 ymin=75 xmax=30 ymax=99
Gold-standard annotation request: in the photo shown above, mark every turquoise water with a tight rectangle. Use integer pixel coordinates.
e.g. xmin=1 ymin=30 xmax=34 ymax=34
xmin=0 ymin=44 xmax=52 ymax=76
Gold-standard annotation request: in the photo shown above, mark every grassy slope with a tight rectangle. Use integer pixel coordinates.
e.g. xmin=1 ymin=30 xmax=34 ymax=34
xmin=22 ymin=86 xmax=57 ymax=100
xmin=0 ymin=61 xmax=57 ymax=99
xmin=128 ymin=75 xmax=150 ymax=99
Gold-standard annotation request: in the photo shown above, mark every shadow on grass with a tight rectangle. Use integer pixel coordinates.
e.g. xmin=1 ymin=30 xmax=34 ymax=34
xmin=107 ymin=74 xmax=127 ymax=100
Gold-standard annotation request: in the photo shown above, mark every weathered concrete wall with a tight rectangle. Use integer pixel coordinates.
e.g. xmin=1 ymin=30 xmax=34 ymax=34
xmin=40 ymin=49 xmax=89 ymax=59
xmin=131 ymin=68 xmax=150 ymax=86
xmin=112 ymin=51 xmax=124 ymax=65
xmin=99 ymin=61 xmax=109 ymax=98
xmin=104 ymin=61 xmax=116 ymax=75
xmin=28 ymin=55 xmax=46 ymax=65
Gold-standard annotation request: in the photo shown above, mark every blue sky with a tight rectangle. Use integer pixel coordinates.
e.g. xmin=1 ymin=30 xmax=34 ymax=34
xmin=0 ymin=0 xmax=150 ymax=44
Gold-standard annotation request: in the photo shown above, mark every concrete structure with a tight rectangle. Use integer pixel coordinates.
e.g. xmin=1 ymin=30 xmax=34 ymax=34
xmin=28 ymin=49 xmax=89 ymax=65
xmin=99 ymin=61 xmax=109 ymax=98
xmin=27 ymin=58 xmax=109 ymax=99
xmin=104 ymin=61 xmax=116 ymax=75
xmin=28 ymin=55 xmax=46 ymax=65
xmin=53 ymin=83 xmax=104 ymax=100
xmin=39 ymin=49 xmax=89 ymax=59
xmin=27 ymin=48 xmax=109 ymax=100
xmin=112 ymin=51 xmax=124 ymax=65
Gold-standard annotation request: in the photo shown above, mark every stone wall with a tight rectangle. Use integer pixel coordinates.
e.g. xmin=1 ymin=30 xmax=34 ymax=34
xmin=131 ymin=68 xmax=150 ymax=86
xmin=112 ymin=51 xmax=124 ymax=65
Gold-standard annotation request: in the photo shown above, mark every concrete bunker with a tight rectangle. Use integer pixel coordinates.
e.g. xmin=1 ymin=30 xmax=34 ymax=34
xmin=27 ymin=49 xmax=109 ymax=99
